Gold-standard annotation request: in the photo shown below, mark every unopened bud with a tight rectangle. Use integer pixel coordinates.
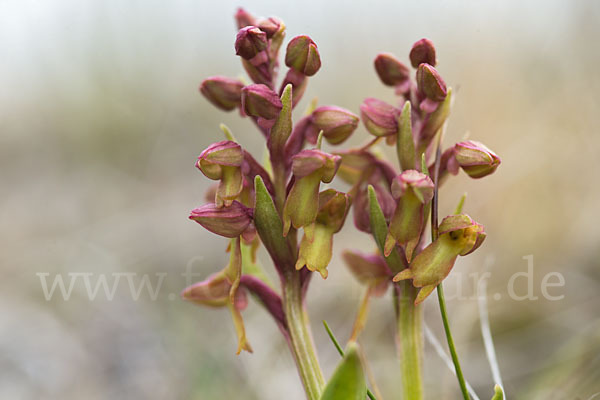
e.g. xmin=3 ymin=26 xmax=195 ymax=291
xmin=234 ymin=8 xmax=256 ymax=29
xmin=200 ymin=76 xmax=244 ymax=111
xmin=374 ymin=53 xmax=410 ymax=86
xmin=417 ymin=63 xmax=447 ymax=102
xmin=360 ymin=98 xmax=400 ymax=137
xmin=390 ymin=169 xmax=434 ymax=203
xmin=310 ymin=106 xmax=359 ymax=145
xmin=454 ymin=140 xmax=501 ymax=179
xmin=409 ymin=38 xmax=436 ymax=68
xmin=189 ymin=201 xmax=253 ymax=238
xmin=241 ymin=84 xmax=283 ymax=120
xmin=257 ymin=17 xmax=282 ymax=38
xmin=235 ymin=26 xmax=268 ymax=60
xmin=285 ymin=35 xmax=321 ymax=76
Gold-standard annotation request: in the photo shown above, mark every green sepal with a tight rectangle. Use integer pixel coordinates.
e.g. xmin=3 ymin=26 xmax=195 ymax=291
xmin=419 ymin=87 xmax=452 ymax=153
xmin=224 ymin=237 xmax=242 ymax=303
xmin=320 ymin=342 xmax=367 ymax=400
xmin=367 ymin=185 xmax=405 ymax=273
xmin=253 ymin=176 xmax=295 ymax=267
xmin=270 ymin=84 xmax=293 ymax=159
xmin=282 ymin=171 xmax=321 ymax=235
xmin=216 ymin=165 xmax=243 ymax=207
xmin=491 ymin=384 xmax=504 ymax=400
xmin=397 ymin=101 xmax=416 ymax=171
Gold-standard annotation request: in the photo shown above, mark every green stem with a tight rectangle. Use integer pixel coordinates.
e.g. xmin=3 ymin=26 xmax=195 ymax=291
xmin=396 ymin=281 xmax=424 ymax=400
xmin=282 ymin=270 xmax=325 ymax=400
xmin=437 ymin=284 xmax=470 ymax=400
xmin=430 ymin=125 xmax=470 ymax=400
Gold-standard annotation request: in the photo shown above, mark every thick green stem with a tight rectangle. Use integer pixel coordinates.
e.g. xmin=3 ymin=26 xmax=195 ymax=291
xmin=437 ymin=284 xmax=470 ymax=400
xmin=396 ymin=281 xmax=424 ymax=400
xmin=282 ymin=270 xmax=325 ymax=400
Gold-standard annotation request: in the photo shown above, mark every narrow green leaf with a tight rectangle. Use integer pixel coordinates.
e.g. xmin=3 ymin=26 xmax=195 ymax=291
xmin=253 ymin=176 xmax=294 ymax=267
xmin=419 ymin=87 xmax=453 ymax=153
xmin=454 ymin=193 xmax=467 ymax=214
xmin=219 ymin=123 xmax=236 ymax=142
xmin=323 ymin=320 xmax=378 ymax=400
xmin=367 ymin=185 xmax=404 ymax=273
xmin=491 ymin=384 xmax=504 ymax=400
xmin=397 ymin=101 xmax=416 ymax=171
xmin=270 ymin=84 xmax=293 ymax=157
xmin=320 ymin=342 xmax=366 ymax=400
xmin=421 ymin=152 xmax=428 ymax=175
xmin=323 ymin=320 xmax=344 ymax=357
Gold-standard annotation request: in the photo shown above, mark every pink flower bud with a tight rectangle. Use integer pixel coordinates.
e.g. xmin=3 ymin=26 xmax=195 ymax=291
xmin=390 ymin=170 xmax=434 ymax=203
xmin=257 ymin=17 xmax=283 ymax=38
xmin=234 ymin=8 xmax=256 ymax=29
xmin=409 ymin=38 xmax=436 ymax=68
xmin=285 ymin=35 xmax=321 ymax=76
xmin=189 ymin=201 xmax=253 ymax=238
xmin=199 ymin=76 xmax=244 ymax=111
xmin=241 ymin=84 xmax=283 ymax=120
xmin=454 ymin=140 xmax=501 ymax=179
xmin=360 ymin=98 xmax=400 ymax=137
xmin=374 ymin=53 xmax=410 ymax=86
xmin=310 ymin=106 xmax=360 ymax=145
xmin=235 ymin=26 xmax=268 ymax=60
xmin=416 ymin=63 xmax=447 ymax=102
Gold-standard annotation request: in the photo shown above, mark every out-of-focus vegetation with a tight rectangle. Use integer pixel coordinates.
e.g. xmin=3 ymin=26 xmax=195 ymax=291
xmin=1 ymin=1 xmax=599 ymax=398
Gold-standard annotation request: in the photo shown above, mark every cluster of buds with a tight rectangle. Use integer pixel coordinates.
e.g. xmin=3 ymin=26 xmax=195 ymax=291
xmin=186 ymin=9 xmax=505 ymax=399
xmin=341 ymin=38 xmax=501 ymax=305
xmin=186 ymin=8 xmax=360 ymax=354
xmin=187 ymin=8 xmax=501 ymax=381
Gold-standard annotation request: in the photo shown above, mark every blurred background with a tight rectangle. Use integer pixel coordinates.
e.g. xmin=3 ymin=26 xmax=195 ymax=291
xmin=2 ymin=0 xmax=599 ymax=398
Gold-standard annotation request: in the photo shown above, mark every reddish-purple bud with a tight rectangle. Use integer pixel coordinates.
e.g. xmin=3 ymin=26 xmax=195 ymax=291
xmin=199 ymin=76 xmax=244 ymax=111
xmin=454 ymin=140 xmax=501 ymax=179
xmin=257 ymin=17 xmax=283 ymax=38
xmin=416 ymin=63 xmax=447 ymax=102
xmin=285 ymin=35 xmax=321 ymax=77
xmin=241 ymin=84 xmax=283 ymax=120
xmin=409 ymin=38 xmax=436 ymax=68
xmin=374 ymin=53 xmax=410 ymax=86
xmin=390 ymin=170 xmax=434 ymax=203
xmin=235 ymin=26 xmax=268 ymax=60
xmin=360 ymin=98 xmax=400 ymax=137
xmin=189 ymin=201 xmax=253 ymax=238
xmin=235 ymin=8 xmax=256 ymax=29
xmin=310 ymin=106 xmax=360 ymax=145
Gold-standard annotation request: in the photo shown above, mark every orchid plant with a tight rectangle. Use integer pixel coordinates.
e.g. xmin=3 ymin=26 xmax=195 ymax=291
xmin=184 ymin=8 xmax=504 ymax=400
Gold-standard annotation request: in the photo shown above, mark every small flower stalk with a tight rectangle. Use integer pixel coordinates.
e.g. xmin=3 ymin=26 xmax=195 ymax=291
xmin=188 ymin=10 xmax=504 ymax=400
